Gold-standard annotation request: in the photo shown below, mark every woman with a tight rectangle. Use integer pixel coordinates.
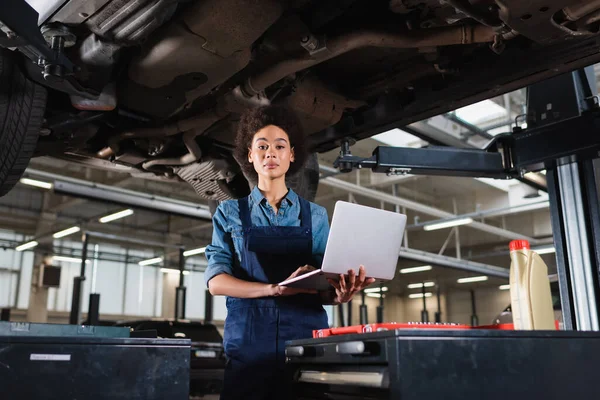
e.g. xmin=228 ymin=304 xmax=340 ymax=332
xmin=204 ymin=105 xmax=375 ymax=400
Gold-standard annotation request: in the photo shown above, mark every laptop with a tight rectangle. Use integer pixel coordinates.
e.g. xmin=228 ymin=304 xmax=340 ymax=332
xmin=278 ymin=201 xmax=407 ymax=290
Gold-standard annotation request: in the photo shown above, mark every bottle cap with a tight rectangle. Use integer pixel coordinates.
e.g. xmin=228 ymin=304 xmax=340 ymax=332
xmin=509 ymin=240 xmax=530 ymax=252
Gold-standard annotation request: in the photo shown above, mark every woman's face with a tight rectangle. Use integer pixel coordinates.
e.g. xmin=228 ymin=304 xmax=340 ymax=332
xmin=248 ymin=125 xmax=295 ymax=181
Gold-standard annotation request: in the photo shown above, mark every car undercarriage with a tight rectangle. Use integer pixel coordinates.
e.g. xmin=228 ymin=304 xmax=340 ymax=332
xmin=2 ymin=0 xmax=600 ymax=201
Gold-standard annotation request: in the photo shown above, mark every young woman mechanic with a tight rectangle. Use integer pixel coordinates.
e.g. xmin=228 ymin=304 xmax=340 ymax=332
xmin=204 ymin=105 xmax=375 ymax=399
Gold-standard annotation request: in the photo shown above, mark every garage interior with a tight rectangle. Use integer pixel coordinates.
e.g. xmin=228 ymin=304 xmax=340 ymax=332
xmin=0 ymin=87 xmax=556 ymax=327
xmin=2 ymin=20 xmax=600 ymax=400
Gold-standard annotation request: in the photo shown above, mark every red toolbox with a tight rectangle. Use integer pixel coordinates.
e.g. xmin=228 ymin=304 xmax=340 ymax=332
xmin=313 ymin=320 xmax=560 ymax=338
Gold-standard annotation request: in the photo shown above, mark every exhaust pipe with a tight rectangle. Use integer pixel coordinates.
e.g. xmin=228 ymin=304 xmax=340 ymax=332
xmin=241 ymin=24 xmax=496 ymax=97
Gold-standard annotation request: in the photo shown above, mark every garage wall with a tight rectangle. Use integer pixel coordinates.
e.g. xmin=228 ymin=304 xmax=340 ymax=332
xmin=446 ymin=287 xmax=510 ymax=325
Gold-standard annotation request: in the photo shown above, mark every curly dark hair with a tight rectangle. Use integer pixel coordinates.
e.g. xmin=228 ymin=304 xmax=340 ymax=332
xmin=234 ymin=105 xmax=307 ymax=181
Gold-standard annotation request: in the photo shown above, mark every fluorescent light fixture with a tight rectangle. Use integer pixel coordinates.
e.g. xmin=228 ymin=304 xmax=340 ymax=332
xmin=99 ymin=209 xmax=134 ymax=223
xmin=366 ymin=293 xmax=385 ymax=298
xmin=183 ymin=247 xmax=206 ymax=257
xmin=400 ymin=265 xmax=432 ymax=274
xmin=424 ymin=217 xmax=474 ymax=231
xmin=534 ymin=246 xmax=556 ymax=255
xmin=499 ymin=284 xmax=511 ymax=290
xmin=160 ymin=268 xmax=189 ymax=275
xmin=409 ymin=292 xmax=432 ymax=299
xmin=15 ymin=241 xmax=38 ymax=251
xmin=407 ymin=282 xmax=435 ymax=289
xmin=20 ymin=178 xmax=52 ymax=190
xmin=53 ymin=256 xmax=90 ymax=264
xmin=52 ymin=226 xmax=81 ymax=239
xmin=139 ymin=257 xmax=163 ymax=266
xmin=364 ymin=286 xmax=388 ymax=293
xmin=457 ymin=276 xmax=489 ymax=284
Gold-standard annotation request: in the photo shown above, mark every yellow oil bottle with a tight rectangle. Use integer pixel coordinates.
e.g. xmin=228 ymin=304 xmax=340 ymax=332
xmin=509 ymin=240 xmax=556 ymax=330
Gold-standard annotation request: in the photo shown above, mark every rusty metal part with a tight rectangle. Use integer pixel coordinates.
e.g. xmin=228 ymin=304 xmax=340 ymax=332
xmin=496 ymin=0 xmax=584 ymax=44
xmin=582 ymin=9 xmax=600 ymax=25
xmin=137 ymin=111 xmax=222 ymax=170
xmin=97 ymin=147 xmax=114 ymax=158
xmin=442 ymin=0 xmax=504 ymax=28
xmin=284 ymin=77 xmax=365 ymax=134
xmin=563 ymin=0 xmax=600 ymax=21
xmin=241 ymin=24 xmax=496 ymax=97
xmin=108 ymin=110 xmax=222 ymax=153
xmin=128 ymin=0 xmax=283 ymax=94
xmin=142 ymin=152 xmax=197 ymax=169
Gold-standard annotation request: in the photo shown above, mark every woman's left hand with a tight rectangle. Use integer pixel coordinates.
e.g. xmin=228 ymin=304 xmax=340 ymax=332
xmin=327 ymin=265 xmax=376 ymax=304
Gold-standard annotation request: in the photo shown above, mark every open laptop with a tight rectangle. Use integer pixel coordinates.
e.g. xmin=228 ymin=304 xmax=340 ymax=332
xmin=279 ymin=201 xmax=407 ymax=290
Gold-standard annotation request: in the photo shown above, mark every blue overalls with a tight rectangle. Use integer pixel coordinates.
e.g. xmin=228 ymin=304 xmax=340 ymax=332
xmin=220 ymin=195 xmax=329 ymax=400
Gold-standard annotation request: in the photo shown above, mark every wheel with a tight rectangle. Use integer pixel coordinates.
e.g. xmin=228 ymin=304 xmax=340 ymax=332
xmin=286 ymin=152 xmax=320 ymax=202
xmin=0 ymin=49 xmax=47 ymax=197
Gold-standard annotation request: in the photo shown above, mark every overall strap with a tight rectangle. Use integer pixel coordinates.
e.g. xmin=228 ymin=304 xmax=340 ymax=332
xmin=237 ymin=196 xmax=252 ymax=229
xmin=299 ymin=197 xmax=312 ymax=230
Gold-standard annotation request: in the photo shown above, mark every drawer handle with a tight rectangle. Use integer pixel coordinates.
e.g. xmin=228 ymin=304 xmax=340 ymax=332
xmin=285 ymin=345 xmax=305 ymax=357
xmin=336 ymin=341 xmax=365 ymax=355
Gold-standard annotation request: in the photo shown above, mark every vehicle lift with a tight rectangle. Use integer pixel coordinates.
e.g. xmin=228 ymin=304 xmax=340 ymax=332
xmin=333 ymin=66 xmax=600 ymax=332
xmin=284 ymin=67 xmax=600 ymax=400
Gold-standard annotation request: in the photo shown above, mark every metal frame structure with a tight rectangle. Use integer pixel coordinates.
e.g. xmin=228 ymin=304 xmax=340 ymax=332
xmin=332 ymin=66 xmax=600 ymax=331
xmin=67 ymin=230 xmax=197 ymax=325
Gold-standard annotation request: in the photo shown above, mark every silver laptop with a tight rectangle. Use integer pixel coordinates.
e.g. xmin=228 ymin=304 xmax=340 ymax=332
xmin=279 ymin=201 xmax=407 ymax=290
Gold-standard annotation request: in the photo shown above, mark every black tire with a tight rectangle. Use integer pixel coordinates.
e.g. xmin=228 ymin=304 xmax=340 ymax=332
xmin=0 ymin=49 xmax=47 ymax=197
xmin=286 ymin=152 xmax=320 ymax=202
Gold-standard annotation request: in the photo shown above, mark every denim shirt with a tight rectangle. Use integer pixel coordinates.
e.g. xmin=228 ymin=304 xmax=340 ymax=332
xmin=204 ymin=186 xmax=330 ymax=287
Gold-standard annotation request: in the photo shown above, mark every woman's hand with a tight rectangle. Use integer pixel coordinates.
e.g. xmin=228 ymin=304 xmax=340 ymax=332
xmin=327 ymin=265 xmax=376 ymax=304
xmin=268 ymin=265 xmax=318 ymax=297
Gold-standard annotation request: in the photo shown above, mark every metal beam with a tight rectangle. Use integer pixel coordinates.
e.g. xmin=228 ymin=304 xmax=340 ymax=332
xmin=320 ymin=176 xmax=541 ymax=244
xmin=22 ymin=168 xmax=212 ymax=220
xmin=398 ymin=247 xmax=509 ymax=278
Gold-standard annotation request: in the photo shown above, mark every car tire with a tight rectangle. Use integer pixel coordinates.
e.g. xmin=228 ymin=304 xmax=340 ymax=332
xmin=286 ymin=152 xmax=320 ymax=202
xmin=0 ymin=49 xmax=47 ymax=197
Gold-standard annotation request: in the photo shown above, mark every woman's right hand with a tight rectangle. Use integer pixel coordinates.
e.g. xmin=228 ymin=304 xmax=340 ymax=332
xmin=267 ymin=265 xmax=318 ymax=296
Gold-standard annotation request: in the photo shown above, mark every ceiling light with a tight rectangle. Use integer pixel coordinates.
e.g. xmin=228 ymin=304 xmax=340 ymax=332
xmin=15 ymin=241 xmax=38 ymax=251
xmin=52 ymin=226 xmax=81 ymax=239
xmin=409 ymin=292 xmax=432 ymax=299
xmin=407 ymin=282 xmax=435 ymax=289
xmin=366 ymin=293 xmax=385 ymax=298
xmin=499 ymin=284 xmax=510 ymax=290
xmin=457 ymin=276 xmax=489 ymax=284
xmin=364 ymin=287 xmax=388 ymax=293
xmin=20 ymin=178 xmax=53 ymax=190
xmin=183 ymin=247 xmax=206 ymax=257
xmin=99 ymin=209 xmax=134 ymax=223
xmin=139 ymin=257 xmax=163 ymax=266
xmin=160 ymin=268 xmax=189 ymax=275
xmin=400 ymin=265 xmax=432 ymax=274
xmin=534 ymin=246 xmax=556 ymax=255
xmin=424 ymin=217 xmax=474 ymax=231
xmin=53 ymin=256 xmax=90 ymax=264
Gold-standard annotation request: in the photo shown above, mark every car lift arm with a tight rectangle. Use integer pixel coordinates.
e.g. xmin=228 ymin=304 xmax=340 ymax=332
xmin=333 ymin=139 xmax=511 ymax=179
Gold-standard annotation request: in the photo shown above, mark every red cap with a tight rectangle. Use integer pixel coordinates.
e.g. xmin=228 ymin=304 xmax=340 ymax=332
xmin=509 ymin=240 xmax=530 ymax=252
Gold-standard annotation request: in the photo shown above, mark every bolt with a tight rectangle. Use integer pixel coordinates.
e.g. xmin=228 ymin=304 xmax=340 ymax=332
xmin=301 ymin=36 xmax=309 ymax=43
